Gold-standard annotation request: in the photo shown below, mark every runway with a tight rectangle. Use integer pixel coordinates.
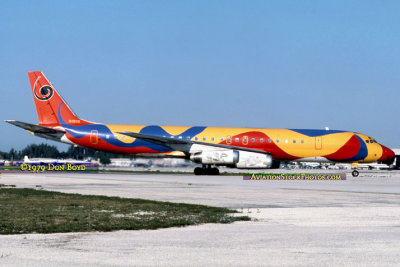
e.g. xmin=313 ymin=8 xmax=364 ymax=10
xmin=1 ymin=170 xmax=400 ymax=266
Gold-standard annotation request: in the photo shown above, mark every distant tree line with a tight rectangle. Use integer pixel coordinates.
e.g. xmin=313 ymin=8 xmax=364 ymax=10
xmin=0 ymin=143 xmax=125 ymax=164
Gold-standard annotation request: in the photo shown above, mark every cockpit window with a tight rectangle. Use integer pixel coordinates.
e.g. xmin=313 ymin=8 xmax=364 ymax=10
xmin=366 ymin=137 xmax=378 ymax=143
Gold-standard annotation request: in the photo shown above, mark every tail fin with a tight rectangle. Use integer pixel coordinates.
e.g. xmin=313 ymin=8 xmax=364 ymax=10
xmin=28 ymin=71 xmax=83 ymax=126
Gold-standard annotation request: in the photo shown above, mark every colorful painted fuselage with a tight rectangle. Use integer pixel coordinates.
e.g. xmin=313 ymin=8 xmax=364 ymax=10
xmin=60 ymin=120 xmax=390 ymax=164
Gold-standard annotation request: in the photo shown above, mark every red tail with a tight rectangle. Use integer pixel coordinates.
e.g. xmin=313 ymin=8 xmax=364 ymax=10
xmin=28 ymin=71 xmax=84 ymax=126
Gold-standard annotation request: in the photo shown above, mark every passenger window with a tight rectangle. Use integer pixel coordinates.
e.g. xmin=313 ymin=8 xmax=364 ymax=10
xmin=203 ymin=137 xmax=206 ymax=141
xmin=285 ymin=139 xmax=288 ymax=143
xmin=227 ymin=136 xmax=231 ymax=143
xmin=301 ymin=140 xmax=304 ymax=144
xmin=293 ymin=139 xmax=296 ymax=143
xmin=251 ymin=138 xmax=255 ymax=143
xmin=178 ymin=136 xmax=182 ymax=139
xmin=195 ymin=137 xmax=198 ymax=141
xmin=220 ymin=137 xmax=224 ymax=141
xmin=277 ymin=139 xmax=280 ymax=143
xmin=235 ymin=137 xmax=239 ymax=142
xmin=268 ymin=139 xmax=272 ymax=143
xmin=260 ymin=138 xmax=264 ymax=143
xmin=211 ymin=137 xmax=215 ymax=141
xmin=243 ymin=136 xmax=248 ymax=145
xmin=366 ymin=140 xmax=369 ymax=143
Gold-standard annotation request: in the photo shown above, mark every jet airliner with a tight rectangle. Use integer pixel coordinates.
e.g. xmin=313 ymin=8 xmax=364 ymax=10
xmin=6 ymin=71 xmax=395 ymax=176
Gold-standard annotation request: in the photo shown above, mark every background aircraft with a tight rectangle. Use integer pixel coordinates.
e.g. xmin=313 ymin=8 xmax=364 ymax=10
xmin=22 ymin=155 xmax=92 ymax=165
xmin=6 ymin=71 xmax=395 ymax=176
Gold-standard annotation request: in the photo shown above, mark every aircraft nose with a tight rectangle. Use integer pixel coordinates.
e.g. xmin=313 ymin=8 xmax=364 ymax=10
xmin=379 ymin=145 xmax=395 ymax=165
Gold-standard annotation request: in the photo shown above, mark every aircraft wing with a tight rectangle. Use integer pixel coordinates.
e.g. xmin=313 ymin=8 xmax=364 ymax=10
xmin=118 ymin=131 xmax=270 ymax=155
xmin=5 ymin=120 xmax=65 ymax=134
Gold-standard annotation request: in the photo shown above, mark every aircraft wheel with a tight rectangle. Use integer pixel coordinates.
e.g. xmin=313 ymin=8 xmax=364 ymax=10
xmin=352 ymin=170 xmax=359 ymax=177
xmin=194 ymin=167 xmax=204 ymax=175
xmin=210 ymin=167 xmax=220 ymax=175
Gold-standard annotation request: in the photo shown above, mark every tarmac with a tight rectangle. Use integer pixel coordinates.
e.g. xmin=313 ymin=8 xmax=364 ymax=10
xmin=0 ymin=170 xmax=400 ymax=266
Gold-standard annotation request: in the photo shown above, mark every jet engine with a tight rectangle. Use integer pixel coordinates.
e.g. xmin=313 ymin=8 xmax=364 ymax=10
xmin=190 ymin=150 xmax=239 ymax=165
xmin=235 ymin=151 xmax=273 ymax=169
xmin=190 ymin=150 xmax=274 ymax=169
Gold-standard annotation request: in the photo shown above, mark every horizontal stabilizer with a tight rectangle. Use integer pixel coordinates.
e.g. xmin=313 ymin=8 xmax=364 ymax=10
xmin=5 ymin=120 xmax=65 ymax=134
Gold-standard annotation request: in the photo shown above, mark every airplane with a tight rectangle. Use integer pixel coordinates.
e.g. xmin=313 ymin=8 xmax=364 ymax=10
xmin=6 ymin=71 xmax=395 ymax=177
xmin=22 ymin=155 xmax=92 ymax=165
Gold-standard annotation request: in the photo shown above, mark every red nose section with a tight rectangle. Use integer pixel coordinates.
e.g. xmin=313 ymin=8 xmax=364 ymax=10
xmin=379 ymin=145 xmax=395 ymax=164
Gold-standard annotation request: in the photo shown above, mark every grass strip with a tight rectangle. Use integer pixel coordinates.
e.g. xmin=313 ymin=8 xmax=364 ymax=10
xmin=0 ymin=188 xmax=249 ymax=234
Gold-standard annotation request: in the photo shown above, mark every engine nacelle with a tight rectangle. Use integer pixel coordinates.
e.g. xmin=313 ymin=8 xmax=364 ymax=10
xmin=190 ymin=150 xmax=239 ymax=165
xmin=235 ymin=151 xmax=273 ymax=169
xmin=190 ymin=150 xmax=273 ymax=169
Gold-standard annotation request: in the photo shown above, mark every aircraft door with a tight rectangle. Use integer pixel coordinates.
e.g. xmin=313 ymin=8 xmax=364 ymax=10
xmin=315 ymin=136 xmax=322 ymax=150
xmin=90 ymin=130 xmax=98 ymax=144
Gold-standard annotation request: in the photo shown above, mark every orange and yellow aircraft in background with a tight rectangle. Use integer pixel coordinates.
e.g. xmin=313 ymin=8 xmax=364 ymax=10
xmin=6 ymin=71 xmax=395 ymax=176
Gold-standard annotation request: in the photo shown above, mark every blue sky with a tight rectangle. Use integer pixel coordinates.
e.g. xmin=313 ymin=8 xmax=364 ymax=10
xmin=0 ymin=0 xmax=399 ymax=151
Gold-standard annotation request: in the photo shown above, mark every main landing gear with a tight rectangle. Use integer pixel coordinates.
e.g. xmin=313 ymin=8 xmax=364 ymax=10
xmin=194 ymin=165 xmax=220 ymax=175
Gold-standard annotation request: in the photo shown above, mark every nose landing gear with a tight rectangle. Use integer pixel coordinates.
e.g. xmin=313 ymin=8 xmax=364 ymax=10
xmin=194 ymin=165 xmax=220 ymax=175
xmin=351 ymin=169 xmax=359 ymax=177
xmin=351 ymin=163 xmax=359 ymax=177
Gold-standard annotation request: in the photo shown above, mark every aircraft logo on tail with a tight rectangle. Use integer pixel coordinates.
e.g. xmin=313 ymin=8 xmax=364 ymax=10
xmin=33 ymin=76 xmax=54 ymax=101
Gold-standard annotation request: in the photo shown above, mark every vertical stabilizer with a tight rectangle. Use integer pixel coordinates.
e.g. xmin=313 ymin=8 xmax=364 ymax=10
xmin=28 ymin=71 xmax=82 ymax=126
